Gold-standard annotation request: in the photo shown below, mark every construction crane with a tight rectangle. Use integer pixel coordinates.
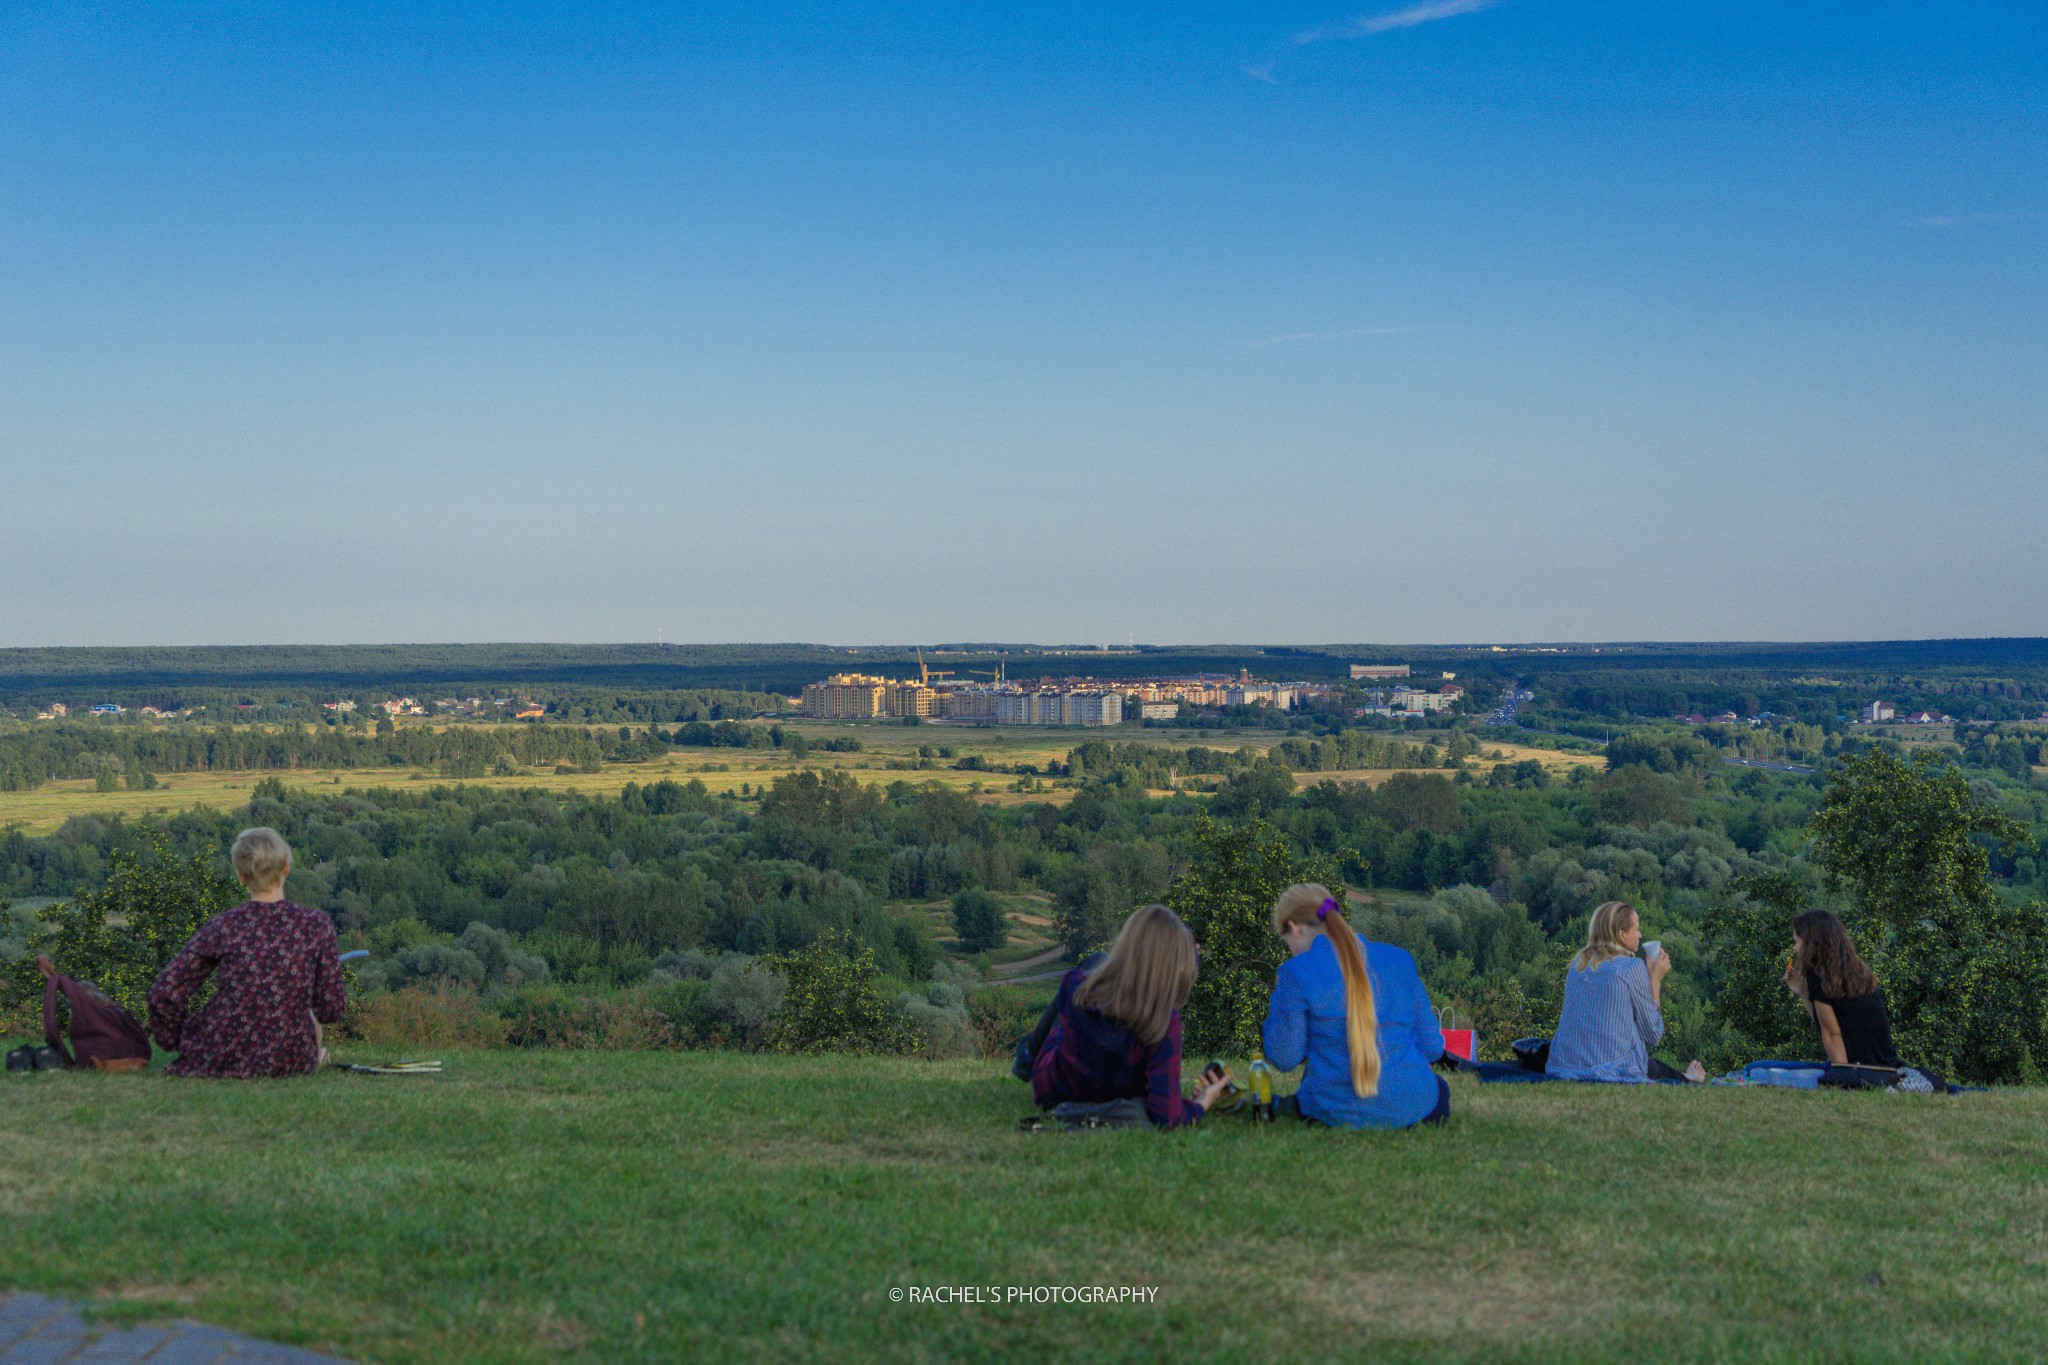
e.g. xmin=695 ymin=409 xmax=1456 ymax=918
xmin=915 ymin=648 xmax=953 ymax=687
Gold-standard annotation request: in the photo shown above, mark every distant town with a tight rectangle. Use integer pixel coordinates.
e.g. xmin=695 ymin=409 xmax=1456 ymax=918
xmin=800 ymin=660 xmax=1465 ymax=727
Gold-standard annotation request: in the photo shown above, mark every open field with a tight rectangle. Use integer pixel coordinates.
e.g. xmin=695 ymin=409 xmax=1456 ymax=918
xmin=0 ymin=720 xmax=1581 ymax=834
xmin=1 ymin=1052 xmax=2043 ymax=1363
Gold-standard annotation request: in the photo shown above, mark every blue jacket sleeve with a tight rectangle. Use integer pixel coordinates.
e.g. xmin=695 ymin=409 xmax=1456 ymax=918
xmin=1263 ymin=961 xmax=1309 ymax=1072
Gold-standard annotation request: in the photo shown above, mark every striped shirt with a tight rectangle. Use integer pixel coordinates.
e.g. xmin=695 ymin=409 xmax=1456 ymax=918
xmin=1546 ymin=955 xmax=1664 ymax=1083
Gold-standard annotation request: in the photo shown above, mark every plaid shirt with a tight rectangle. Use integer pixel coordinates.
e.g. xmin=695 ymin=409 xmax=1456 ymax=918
xmin=1030 ymin=966 xmax=1204 ymax=1128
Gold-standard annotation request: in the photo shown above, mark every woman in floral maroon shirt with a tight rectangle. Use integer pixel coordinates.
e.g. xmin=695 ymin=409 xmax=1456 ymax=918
xmin=148 ymin=828 xmax=347 ymax=1079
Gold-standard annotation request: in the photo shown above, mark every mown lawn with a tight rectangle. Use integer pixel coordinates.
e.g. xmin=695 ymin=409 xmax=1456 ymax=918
xmin=1 ymin=1052 xmax=2044 ymax=1363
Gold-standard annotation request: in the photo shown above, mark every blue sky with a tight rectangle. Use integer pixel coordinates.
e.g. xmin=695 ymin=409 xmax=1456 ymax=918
xmin=2 ymin=1 xmax=2043 ymax=645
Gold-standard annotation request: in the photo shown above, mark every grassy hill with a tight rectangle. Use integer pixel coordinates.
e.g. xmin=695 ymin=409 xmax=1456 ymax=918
xmin=1 ymin=1051 xmax=2042 ymax=1363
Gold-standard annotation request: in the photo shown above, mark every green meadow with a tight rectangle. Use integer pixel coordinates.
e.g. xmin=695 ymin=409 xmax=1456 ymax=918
xmin=2 ymin=1051 xmax=2043 ymax=1364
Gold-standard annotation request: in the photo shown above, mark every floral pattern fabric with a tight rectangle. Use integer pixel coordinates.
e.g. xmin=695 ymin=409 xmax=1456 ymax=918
xmin=148 ymin=899 xmax=347 ymax=1078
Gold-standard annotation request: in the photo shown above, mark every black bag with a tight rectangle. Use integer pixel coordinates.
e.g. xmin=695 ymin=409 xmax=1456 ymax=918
xmin=1511 ymin=1037 xmax=1551 ymax=1072
xmin=6 ymin=1045 xmax=64 ymax=1072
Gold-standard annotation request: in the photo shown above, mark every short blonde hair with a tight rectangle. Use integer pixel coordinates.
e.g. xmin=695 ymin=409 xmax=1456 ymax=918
xmin=1572 ymin=901 xmax=1637 ymax=973
xmin=231 ymin=827 xmax=292 ymax=890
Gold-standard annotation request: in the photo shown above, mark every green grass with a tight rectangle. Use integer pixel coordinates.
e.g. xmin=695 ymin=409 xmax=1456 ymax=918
xmin=3 ymin=1053 xmax=2044 ymax=1363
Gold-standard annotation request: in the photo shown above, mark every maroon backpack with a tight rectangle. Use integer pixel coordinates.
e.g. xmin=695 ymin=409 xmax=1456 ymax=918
xmin=39 ymin=956 xmax=152 ymax=1071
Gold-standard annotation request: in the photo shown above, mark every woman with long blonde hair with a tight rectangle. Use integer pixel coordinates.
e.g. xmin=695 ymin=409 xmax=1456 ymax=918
xmin=1262 ymin=883 xmax=1450 ymax=1128
xmin=1546 ymin=901 xmax=1702 ymax=1083
xmin=1029 ymin=904 xmax=1230 ymax=1128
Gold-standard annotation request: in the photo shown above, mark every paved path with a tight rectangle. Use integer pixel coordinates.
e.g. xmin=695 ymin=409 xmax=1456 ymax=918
xmin=0 ymin=1293 xmax=354 ymax=1364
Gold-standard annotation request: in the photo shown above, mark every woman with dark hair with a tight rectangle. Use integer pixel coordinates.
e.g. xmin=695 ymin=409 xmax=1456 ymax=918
xmin=1784 ymin=910 xmax=1899 ymax=1069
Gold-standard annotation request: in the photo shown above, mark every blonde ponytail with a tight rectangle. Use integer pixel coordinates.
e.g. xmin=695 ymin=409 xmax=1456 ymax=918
xmin=1272 ymin=882 xmax=1381 ymax=1098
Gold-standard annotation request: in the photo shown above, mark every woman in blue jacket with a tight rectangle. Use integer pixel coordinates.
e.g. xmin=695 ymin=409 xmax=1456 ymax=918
xmin=1262 ymin=883 xmax=1448 ymax=1129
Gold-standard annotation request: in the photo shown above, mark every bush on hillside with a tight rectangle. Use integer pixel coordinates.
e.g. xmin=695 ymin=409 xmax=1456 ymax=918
xmin=968 ymin=984 xmax=1051 ymax=1061
xmin=1166 ymin=812 xmax=1342 ymax=1057
xmin=4 ymin=833 xmax=241 ymax=1018
xmin=498 ymin=985 xmax=677 ymax=1049
xmin=897 ymin=959 xmax=981 ymax=1058
xmin=345 ymin=985 xmax=511 ymax=1048
xmin=701 ymin=954 xmax=786 ymax=1049
xmin=764 ymin=933 xmax=919 ymax=1055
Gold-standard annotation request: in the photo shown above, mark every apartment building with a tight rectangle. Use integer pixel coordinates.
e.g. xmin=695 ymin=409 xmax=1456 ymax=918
xmin=884 ymin=683 xmax=937 ymax=718
xmin=937 ymin=688 xmax=999 ymax=724
xmin=802 ymin=674 xmax=889 ymax=719
xmin=1062 ymin=692 xmax=1124 ymax=726
xmin=1223 ymin=685 xmax=1293 ymax=709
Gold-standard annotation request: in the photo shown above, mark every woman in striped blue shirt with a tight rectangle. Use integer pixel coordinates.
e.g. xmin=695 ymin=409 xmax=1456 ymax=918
xmin=1546 ymin=901 xmax=1703 ymax=1084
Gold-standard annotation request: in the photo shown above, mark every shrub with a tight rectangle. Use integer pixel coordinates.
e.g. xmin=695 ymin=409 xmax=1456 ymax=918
xmin=497 ymin=985 xmax=676 ymax=1049
xmin=763 ymin=932 xmax=918 ymax=1055
xmin=968 ymin=984 xmax=1050 ymax=1060
xmin=458 ymin=921 xmax=550 ymax=988
xmin=4 ymin=833 xmax=241 ymax=1018
xmin=346 ymin=985 xmax=510 ymax=1048
xmin=896 ymin=959 xmax=982 ymax=1058
xmin=702 ymin=955 xmax=786 ymax=1048
xmin=1165 ymin=812 xmax=1341 ymax=1057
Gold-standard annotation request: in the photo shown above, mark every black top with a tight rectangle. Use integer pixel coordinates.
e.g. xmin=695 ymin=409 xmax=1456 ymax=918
xmin=1805 ymin=971 xmax=1900 ymax=1069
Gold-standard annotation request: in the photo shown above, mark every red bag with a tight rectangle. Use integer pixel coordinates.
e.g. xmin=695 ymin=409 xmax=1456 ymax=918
xmin=39 ymin=956 xmax=152 ymax=1071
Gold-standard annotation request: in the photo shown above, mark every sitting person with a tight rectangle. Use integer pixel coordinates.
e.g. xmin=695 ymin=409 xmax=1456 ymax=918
xmin=1031 ymin=904 xmax=1229 ymax=1128
xmin=1785 ymin=909 xmax=1899 ymax=1070
xmin=148 ymin=827 xmax=347 ymax=1079
xmin=1262 ymin=883 xmax=1448 ymax=1128
xmin=1547 ymin=901 xmax=1703 ymax=1084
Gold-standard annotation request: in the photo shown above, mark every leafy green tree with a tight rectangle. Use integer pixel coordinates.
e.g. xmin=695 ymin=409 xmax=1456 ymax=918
xmin=1805 ymin=749 xmax=2046 ymax=1082
xmin=1701 ymin=870 xmax=1817 ymax=1058
xmin=951 ymin=888 xmax=1008 ymax=954
xmin=1165 ymin=812 xmax=1342 ymax=1057
xmin=763 ymin=932 xmax=918 ymax=1054
xmin=6 ymin=833 xmax=242 ymax=1018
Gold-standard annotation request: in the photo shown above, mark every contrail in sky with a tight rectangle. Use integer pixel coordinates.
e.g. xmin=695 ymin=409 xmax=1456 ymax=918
xmin=1246 ymin=0 xmax=1501 ymax=82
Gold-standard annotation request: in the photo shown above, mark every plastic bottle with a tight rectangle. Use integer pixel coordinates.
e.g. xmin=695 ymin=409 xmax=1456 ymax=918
xmin=1249 ymin=1053 xmax=1274 ymax=1122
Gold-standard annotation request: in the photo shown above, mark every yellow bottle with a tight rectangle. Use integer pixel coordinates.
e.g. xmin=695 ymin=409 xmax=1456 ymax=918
xmin=1249 ymin=1052 xmax=1274 ymax=1122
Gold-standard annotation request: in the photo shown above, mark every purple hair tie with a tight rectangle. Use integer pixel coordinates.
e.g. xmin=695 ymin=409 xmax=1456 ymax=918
xmin=1317 ymin=897 xmax=1339 ymax=922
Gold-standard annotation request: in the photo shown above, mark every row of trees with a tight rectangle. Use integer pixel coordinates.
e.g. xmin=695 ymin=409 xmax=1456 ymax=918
xmin=0 ymin=719 xmax=867 ymax=792
xmin=5 ymin=739 xmax=2047 ymax=1081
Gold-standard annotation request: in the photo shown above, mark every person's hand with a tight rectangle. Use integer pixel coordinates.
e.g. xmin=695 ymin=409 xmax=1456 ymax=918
xmin=1648 ymin=949 xmax=1672 ymax=984
xmin=1194 ymin=1073 xmax=1230 ymax=1109
xmin=1783 ymin=957 xmax=1806 ymax=998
